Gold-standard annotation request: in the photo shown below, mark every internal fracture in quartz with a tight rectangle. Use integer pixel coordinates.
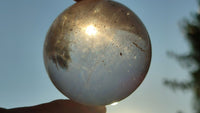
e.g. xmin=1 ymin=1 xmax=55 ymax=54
xmin=44 ymin=0 xmax=151 ymax=106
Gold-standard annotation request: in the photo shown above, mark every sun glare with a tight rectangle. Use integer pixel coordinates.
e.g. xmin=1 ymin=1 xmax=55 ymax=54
xmin=110 ymin=102 xmax=119 ymax=106
xmin=85 ymin=25 xmax=97 ymax=36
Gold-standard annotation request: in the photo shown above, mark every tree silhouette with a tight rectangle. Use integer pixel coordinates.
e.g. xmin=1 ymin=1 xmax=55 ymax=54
xmin=164 ymin=0 xmax=200 ymax=113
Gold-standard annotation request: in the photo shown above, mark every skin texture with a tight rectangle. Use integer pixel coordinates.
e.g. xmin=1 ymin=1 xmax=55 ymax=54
xmin=0 ymin=100 xmax=106 ymax=113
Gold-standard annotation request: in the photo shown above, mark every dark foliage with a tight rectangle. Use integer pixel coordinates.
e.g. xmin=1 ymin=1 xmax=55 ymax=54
xmin=164 ymin=1 xmax=200 ymax=113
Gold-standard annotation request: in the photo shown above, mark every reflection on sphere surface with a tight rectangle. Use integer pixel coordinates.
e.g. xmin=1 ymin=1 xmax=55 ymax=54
xmin=44 ymin=0 xmax=151 ymax=106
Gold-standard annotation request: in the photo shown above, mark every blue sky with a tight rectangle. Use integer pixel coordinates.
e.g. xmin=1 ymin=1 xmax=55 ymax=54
xmin=0 ymin=0 xmax=198 ymax=113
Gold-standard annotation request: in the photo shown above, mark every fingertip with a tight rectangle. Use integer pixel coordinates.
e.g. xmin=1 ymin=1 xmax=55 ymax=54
xmin=50 ymin=99 xmax=107 ymax=113
xmin=97 ymin=106 xmax=107 ymax=113
xmin=74 ymin=0 xmax=82 ymax=2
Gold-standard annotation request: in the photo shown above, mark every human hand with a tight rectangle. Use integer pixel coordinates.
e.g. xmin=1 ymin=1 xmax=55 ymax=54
xmin=0 ymin=99 xmax=106 ymax=113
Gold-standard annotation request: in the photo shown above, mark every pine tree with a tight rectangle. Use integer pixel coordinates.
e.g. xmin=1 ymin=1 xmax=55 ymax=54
xmin=164 ymin=0 xmax=200 ymax=113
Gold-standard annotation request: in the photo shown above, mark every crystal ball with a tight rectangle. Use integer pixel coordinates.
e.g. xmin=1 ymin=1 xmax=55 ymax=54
xmin=44 ymin=0 xmax=151 ymax=106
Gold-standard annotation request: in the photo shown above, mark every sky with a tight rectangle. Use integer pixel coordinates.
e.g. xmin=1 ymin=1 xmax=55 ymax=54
xmin=0 ymin=0 xmax=198 ymax=113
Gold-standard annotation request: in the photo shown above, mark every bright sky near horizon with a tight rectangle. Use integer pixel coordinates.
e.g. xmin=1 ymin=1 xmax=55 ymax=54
xmin=0 ymin=0 xmax=198 ymax=113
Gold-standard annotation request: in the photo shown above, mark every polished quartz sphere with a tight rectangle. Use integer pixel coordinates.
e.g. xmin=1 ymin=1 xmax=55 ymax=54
xmin=44 ymin=0 xmax=151 ymax=106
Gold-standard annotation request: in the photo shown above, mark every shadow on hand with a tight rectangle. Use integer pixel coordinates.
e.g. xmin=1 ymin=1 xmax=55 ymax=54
xmin=1 ymin=99 xmax=106 ymax=113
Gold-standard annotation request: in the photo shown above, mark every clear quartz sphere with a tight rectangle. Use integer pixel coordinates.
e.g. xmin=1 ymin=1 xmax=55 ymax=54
xmin=44 ymin=0 xmax=151 ymax=106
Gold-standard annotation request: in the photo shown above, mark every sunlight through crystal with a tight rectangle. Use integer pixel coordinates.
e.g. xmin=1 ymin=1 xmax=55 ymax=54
xmin=44 ymin=0 xmax=151 ymax=106
xmin=85 ymin=25 xmax=97 ymax=36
